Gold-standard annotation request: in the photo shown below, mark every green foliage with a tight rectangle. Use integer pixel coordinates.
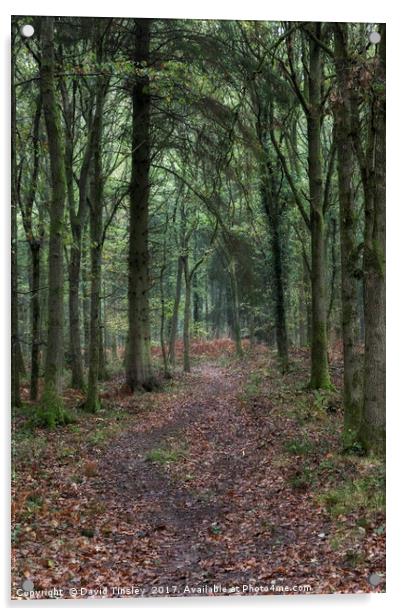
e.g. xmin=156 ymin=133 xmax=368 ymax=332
xmin=88 ymin=421 xmax=127 ymax=446
xmin=318 ymin=471 xmax=385 ymax=518
xmin=288 ymin=465 xmax=314 ymax=490
xmin=12 ymin=433 xmax=47 ymax=465
xmin=145 ymin=446 xmax=187 ymax=464
xmin=33 ymin=386 xmax=75 ymax=428
xmin=11 ymin=524 xmax=22 ymax=545
xmin=284 ymin=437 xmax=314 ymax=456
xmin=241 ymin=371 xmax=262 ymax=400
xmin=342 ymin=438 xmax=366 ymax=456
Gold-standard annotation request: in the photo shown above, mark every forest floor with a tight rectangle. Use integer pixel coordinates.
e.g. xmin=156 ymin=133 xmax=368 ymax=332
xmin=11 ymin=342 xmax=385 ymax=599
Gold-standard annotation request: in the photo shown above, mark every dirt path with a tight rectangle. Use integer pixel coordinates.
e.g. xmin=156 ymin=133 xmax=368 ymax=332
xmin=80 ymin=357 xmax=378 ymax=597
xmin=92 ymin=363 xmax=247 ymax=593
xmin=12 ymin=352 xmax=385 ymax=598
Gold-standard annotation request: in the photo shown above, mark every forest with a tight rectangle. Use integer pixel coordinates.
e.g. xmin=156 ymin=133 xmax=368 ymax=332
xmin=11 ymin=16 xmax=385 ymax=598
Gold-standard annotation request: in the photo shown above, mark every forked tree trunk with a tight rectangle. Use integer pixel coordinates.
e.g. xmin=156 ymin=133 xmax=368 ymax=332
xmin=62 ymin=81 xmax=92 ymax=391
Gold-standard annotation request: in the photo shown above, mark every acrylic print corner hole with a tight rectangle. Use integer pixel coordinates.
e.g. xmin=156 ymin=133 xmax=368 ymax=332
xmin=20 ymin=24 xmax=35 ymax=38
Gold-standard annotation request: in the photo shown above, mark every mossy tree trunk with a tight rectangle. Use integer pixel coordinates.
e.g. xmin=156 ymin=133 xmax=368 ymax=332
xmin=85 ymin=47 xmax=108 ymax=412
xmin=333 ymin=24 xmax=363 ymax=445
xmin=126 ymin=18 xmax=153 ymax=390
xmin=358 ymin=25 xmax=386 ymax=454
xmin=39 ymin=17 xmax=68 ymax=424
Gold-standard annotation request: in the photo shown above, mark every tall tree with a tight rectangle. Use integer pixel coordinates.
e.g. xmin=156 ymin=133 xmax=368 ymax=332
xmin=61 ymin=75 xmax=93 ymax=391
xmin=357 ymin=25 xmax=386 ymax=453
xmin=11 ymin=25 xmax=21 ymax=408
xmin=126 ymin=18 xmax=153 ymax=390
xmin=18 ymin=93 xmax=44 ymax=401
xmin=270 ymin=22 xmax=333 ymax=387
xmin=39 ymin=17 xmax=69 ymax=424
xmin=85 ymin=27 xmax=109 ymax=412
xmin=333 ymin=24 xmax=363 ymax=445
xmin=304 ymin=23 xmax=331 ymax=389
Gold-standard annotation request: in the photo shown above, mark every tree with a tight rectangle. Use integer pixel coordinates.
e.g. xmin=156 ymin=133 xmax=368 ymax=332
xmin=332 ymin=24 xmax=363 ymax=445
xmin=18 ymin=93 xmax=44 ymax=401
xmin=85 ymin=25 xmax=110 ymax=412
xmin=356 ymin=25 xmax=386 ymax=453
xmin=274 ymin=23 xmax=333 ymax=388
xmin=38 ymin=17 xmax=69 ymax=425
xmin=126 ymin=18 xmax=154 ymax=391
xmin=304 ymin=23 xmax=332 ymax=389
xmin=11 ymin=24 xmax=21 ymax=408
xmin=60 ymin=73 xmax=93 ymax=391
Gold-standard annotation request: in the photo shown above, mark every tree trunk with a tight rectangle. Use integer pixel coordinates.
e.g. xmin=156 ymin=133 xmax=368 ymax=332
xmin=205 ymin=275 xmax=210 ymax=337
xmin=81 ymin=229 xmax=90 ymax=368
xmin=303 ymin=256 xmax=312 ymax=345
xmin=227 ymin=259 xmax=243 ymax=358
xmin=298 ymin=268 xmax=307 ymax=347
xmin=159 ymin=228 xmax=169 ymax=377
xmin=261 ymin=177 xmax=289 ymax=370
xmin=183 ymin=256 xmax=191 ymax=372
xmin=258 ymin=106 xmax=289 ymax=371
xmin=39 ymin=17 xmax=68 ymax=424
xmin=126 ymin=18 xmax=153 ymax=390
xmin=11 ymin=29 xmax=21 ymax=407
xmin=271 ymin=226 xmax=289 ymax=371
xmin=30 ymin=243 xmax=41 ymax=400
xmin=193 ymin=271 xmax=202 ymax=325
xmin=68 ymin=236 xmax=85 ymax=389
xmin=85 ymin=196 xmax=102 ymax=412
xmin=85 ymin=68 xmax=107 ymax=411
xmin=307 ymin=23 xmax=331 ymax=389
xmin=333 ymin=24 xmax=363 ymax=445
xmin=98 ymin=287 xmax=107 ymax=381
xmin=168 ymin=255 xmax=183 ymax=367
xmin=358 ymin=25 xmax=386 ymax=454
xmin=215 ymin=283 xmax=223 ymax=339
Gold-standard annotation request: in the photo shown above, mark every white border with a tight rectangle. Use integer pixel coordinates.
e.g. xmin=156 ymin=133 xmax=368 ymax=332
xmin=1 ymin=1 xmax=401 ymax=614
